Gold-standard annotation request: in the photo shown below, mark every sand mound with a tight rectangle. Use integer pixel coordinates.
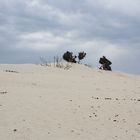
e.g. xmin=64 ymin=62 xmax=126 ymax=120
xmin=0 ymin=64 xmax=140 ymax=140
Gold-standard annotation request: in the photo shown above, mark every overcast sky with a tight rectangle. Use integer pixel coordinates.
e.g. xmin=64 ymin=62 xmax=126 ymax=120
xmin=0 ymin=0 xmax=140 ymax=74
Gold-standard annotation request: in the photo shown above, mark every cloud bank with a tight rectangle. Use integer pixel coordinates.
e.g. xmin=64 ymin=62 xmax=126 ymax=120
xmin=0 ymin=0 xmax=140 ymax=74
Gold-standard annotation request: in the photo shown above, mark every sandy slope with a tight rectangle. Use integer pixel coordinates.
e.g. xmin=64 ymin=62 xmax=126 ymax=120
xmin=0 ymin=64 xmax=140 ymax=140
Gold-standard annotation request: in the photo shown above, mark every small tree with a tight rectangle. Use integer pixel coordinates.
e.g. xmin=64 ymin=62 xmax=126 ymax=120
xmin=78 ymin=52 xmax=86 ymax=63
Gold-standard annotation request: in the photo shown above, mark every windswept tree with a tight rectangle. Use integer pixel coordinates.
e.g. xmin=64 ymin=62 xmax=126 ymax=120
xmin=63 ymin=51 xmax=86 ymax=63
xmin=63 ymin=51 xmax=77 ymax=63
xmin=78 ymin=52 xmax=86 ymax=63
xmin=99 ymin=56 xmax=112 ymax=71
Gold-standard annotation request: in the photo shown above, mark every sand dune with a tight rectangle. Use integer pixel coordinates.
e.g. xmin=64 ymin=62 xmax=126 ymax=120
xmin=0 ymin=63 xmax=140 ymax=140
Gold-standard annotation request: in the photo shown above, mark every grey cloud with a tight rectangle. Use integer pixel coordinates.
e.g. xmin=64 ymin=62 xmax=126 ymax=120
xmin=0 ymin=0 xmax=140 ymax=74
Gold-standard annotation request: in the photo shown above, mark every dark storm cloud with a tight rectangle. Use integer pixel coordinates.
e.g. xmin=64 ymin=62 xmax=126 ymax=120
xmin=0 ymin=0 xmax=140 ymax=74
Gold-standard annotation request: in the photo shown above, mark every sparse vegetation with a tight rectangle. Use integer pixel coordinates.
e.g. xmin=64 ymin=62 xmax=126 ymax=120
xmin=40 ymin=56 xmax=51 ymax=66
xmin=54 ymin=56 xmax=63 ymax=68
xmin=39 ymin=51 xmax=87 ymax=70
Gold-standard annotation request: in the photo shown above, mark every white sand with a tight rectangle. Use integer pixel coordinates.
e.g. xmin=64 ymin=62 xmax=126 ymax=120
xmin=0 ymin=63 xmax=140 ymax=140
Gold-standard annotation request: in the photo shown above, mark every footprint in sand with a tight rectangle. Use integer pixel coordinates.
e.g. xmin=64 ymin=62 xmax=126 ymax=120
xmin=71 ymin=130 xmax=75 ymax=133
xmin=13 ymin=129 xmax=17 ymax=132
xmin=113 ymin=120 xmax=118 ymax=122
xmin=115 ymin=114 xmax=119 ymax=117
xmin=5 ymin=70 xmax=18 ymax=73
xmin=105 ymin=98 xmax=112 ymax=100
xmin=94 ymin=97 xmax=99 ymax=100
xmin=0 ymin=91 xmax=7 ymax=94
xmin=122 ymin=119 xmax=127 ymax=123
xmin=57 ymin=123 xmax=61 ymax=128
